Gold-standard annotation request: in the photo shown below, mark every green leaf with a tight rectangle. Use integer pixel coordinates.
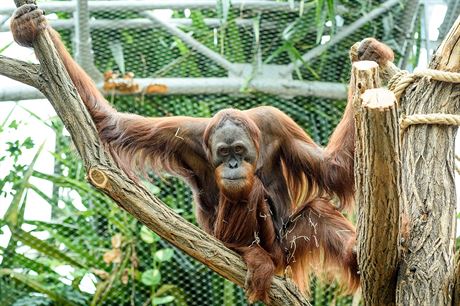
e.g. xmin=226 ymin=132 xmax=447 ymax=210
xmin=22 ymin=137 xmax=35 ymax=149
xmin=4 ymin=143 xmax=44 ymax=226
xmin=1 ymin=104 xmax=17 ymax=132
xmin=140 ymin=225 xmax=160 ymax=244
xmin=326 ymin=0 xmax=336 ymax=34
xmin=155 ymin=248 xmax=174 ymax=263
xmin=14 ymin=229 xmax=86 ymax=269
xmin=18 ymin=105 xmax=53 ymax=129
xmin=153 ymin=296 xmax=175 ymax=305
xmin=284 ymin=42 xmax=320 ymax=80
xmin=0 ymin=269 xmax=78 ymax=306
xmin=27 ymin=184 xmax=59 ymax=209
xmin=32 ymin=170 xmax=93 ymax=193
xmin=190 ymin=11 xmax=208 ymax=31
xmin=315 ymin=0 xmax=327 ymax=43
xmin=142 ymin=180 xmax=161 ymax=195
xmin=109 ymin=40 xmax=125 ymax=74
xmin=281 ymin=11 xmax=314 ymax=44
xmin=0 ymin=41 xmax=13 ymax=53
xmin=8 ymin=119 xmax=19 ymax=129
xmin=141 ymin=269 xmax=161 ymax=286
xmin=299 ymin=0 xmax=306 ymax=16
xmin=5 ymin=249 xmax=55 ymax=274
xmin=155 ymin=284 xmax=187 ymax=306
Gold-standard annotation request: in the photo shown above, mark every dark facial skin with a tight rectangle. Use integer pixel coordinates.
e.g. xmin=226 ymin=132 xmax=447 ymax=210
xmin=210 ymin=120 xmax=257 ymax=198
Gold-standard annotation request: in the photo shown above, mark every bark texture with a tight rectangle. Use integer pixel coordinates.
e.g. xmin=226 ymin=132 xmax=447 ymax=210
xmin=355 ymin=88 xmax=401 ymax=306
xmin=0 ymin=56 xmax=40 ymax=87
xmin=454 ymin=252 xmax=460 ymax=306
xmin=0 ymin=1 xmax=311 ymax=305
xmin=350 ymin=61 xmax=381 ymax=209
xmin=396 ymin=16 xmax=460 ymax=306
xmin=351 ymin=60 xmax=400 ymax=306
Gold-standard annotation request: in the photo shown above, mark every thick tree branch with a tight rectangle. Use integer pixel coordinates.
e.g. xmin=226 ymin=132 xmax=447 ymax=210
xmin=0 ymin=76 xmax=348 ymax=101
xmin=350 ymin=61 xmax=400 ymax=305
xmin=3 ymin=1 xmax=310 ymax=305
xmin=355 ymin=86 xmax=401 ymax=306
xmin=0 ymin=55 xmax=41 ymax=88
xmin=396 ymin=16 xmax=460 ymax=305
xmin=454 ymin=252 xmax=460 ymax=306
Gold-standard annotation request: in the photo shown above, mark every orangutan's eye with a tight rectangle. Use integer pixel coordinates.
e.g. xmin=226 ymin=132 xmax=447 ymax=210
xmin=234 ymin=145 xmax=244 ymax=154
xmin=219 ymin=147 xmax=229 ymax=156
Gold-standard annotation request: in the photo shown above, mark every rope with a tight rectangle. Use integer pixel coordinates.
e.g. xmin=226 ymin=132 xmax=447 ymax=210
xmin=386 ymin=67 xmax=460 ymax=133
xmin=388 ymin=68 xmax=460 ymax=99
xmin=350 ymin=42 xmax=460 ymax=133
xmin=400 ymin=114 xmax=460 ymax=131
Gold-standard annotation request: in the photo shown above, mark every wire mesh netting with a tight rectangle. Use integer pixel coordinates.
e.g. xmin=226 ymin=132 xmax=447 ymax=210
xmin=0 ymin=0 xmax=443 ymax=305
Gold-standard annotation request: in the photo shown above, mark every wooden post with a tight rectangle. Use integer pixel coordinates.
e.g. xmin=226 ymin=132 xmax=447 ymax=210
xmin=350 ymin=61 xmax=401 ymax=305
xmin=396 ymin=16 xmax=460 ymax=305
xmin=350 ymin=60 xmax=381 ymax=202
xmin=355 ymin=88 xmax=401 ymax=306
xmin=350 ymin=60 xmax=380 ymax=212
xmin=454 ymin=253 xmax=460 ymax=306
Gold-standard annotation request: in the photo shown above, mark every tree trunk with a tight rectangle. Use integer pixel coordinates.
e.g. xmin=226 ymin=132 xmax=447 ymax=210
xmin=396 ymin=16 xmax=460 ymax=306
xmin=350 ymin=60 xmax=380 ymax=215
xmin=454 ymin=252 xmax=460 ymax=306
xmin=355 ymin=88 xmax=401 ymax=306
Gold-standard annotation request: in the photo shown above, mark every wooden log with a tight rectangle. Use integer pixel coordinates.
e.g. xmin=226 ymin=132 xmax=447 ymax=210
xmin=350 ymin=60 xmax=380 ymax=223
xmin=350 ymin=60 xmax=381 ymax=187
xmin=355 ymin=88 xmax=401 ymax=306
xmin=349 ymin=60 xmax=398 ymax=305
xmin=396 ymin=16 xmax=460 ymax=306
xmin=454 ymin=253 xmax=460 ymax=306
xmin=350 ymin=61 xmax=381 ymax=105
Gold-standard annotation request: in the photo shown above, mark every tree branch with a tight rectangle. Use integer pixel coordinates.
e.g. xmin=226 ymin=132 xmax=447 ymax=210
xmin=454 ymin=251 xmax=460 ymax=306
xmin=355 ymin=86 xmax=400 ymax=306
xmin=5 ymin=1 xmax=310 ymax=305
xmin=0 ymin=55 xmax=41 ymax=88
xmin=349 ymin=61 xmax=401 ymax=305
xmin=396 ymin=15 xmax=460 ymax=305
xmin=0 ymin=71 xmax=348 ymax=101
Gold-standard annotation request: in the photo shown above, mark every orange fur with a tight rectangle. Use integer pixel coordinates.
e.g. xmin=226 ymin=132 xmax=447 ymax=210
xmin=284 ymin=198 xmax=359 ymax=293
xmin=214 ymin=162 xmax=255 ymax=201
xmin=357 ymin=38 xmax=394 ymax=65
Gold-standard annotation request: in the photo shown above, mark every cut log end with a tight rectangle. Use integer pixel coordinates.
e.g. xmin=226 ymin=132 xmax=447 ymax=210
xmin=353 ymin=60 xmax=379 ymax=71
xmin=351 ymin=61 xmax=381 ymax=107
xmin=349 ymin=42 xmax=360 ymax=62
xmin=362 ymin=88 xmax=396 ymax=109
xmin=88 ymin=167 xmax=109 ymax=189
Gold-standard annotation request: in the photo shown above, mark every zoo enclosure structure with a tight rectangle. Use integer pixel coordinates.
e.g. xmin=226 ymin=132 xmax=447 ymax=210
xmin=0 ymin=0 xmax=429 ymax=102
xmin=0 ymin=2 xmax=460 ymax=306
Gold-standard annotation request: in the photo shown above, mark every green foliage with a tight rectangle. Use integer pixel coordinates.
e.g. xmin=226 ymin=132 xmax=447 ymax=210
xmin=0 ymin=41 xmax=13 ymax=53
xmin=141 ymin=269 xmax=162 ymax=286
